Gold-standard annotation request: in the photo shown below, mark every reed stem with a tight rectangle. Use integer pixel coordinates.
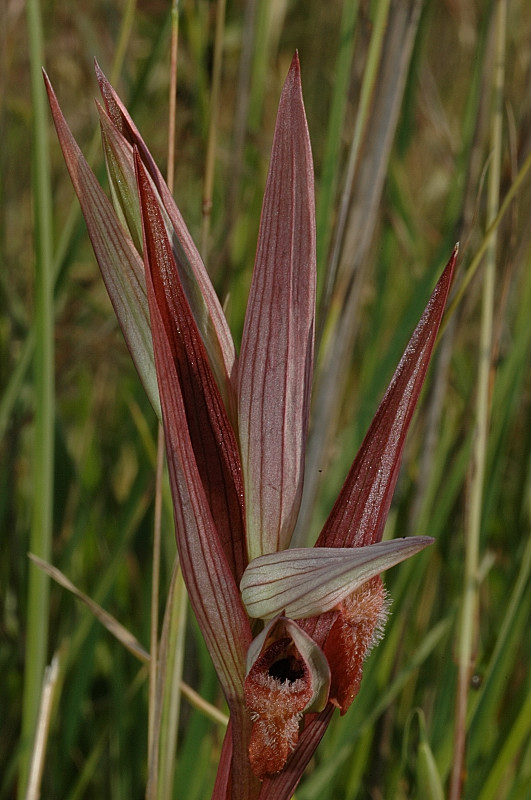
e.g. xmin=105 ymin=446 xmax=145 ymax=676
xmin=19 ymin=1 xmax=55 ymax=795
xmin=450 ymin=2 xmax=506 ymax=797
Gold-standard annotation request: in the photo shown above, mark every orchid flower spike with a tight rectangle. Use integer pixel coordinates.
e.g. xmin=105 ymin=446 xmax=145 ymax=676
xmin=45 ymin=52 xmax=457 ymax=800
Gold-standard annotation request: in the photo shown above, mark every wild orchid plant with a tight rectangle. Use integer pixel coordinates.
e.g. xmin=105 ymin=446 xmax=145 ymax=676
xmin=45 ymin=54 xmax=457 ymax=799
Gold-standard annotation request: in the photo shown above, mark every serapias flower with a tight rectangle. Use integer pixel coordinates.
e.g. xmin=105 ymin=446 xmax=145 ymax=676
xmin=45 ymin=53 xmax=457 ymax=800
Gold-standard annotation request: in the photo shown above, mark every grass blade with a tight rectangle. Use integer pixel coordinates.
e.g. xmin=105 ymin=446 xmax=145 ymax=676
xmin=19 ymin=1 xmax=55 ymax=796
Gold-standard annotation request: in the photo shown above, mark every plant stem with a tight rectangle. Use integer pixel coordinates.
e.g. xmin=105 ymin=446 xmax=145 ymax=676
xmin=19 ymin=1 xmax=55 ymax=797
xmin=450 ymin=2 xmax=506 ymax=797
xmin=325 ymin=0 xmax=391 ymax=295
xmin=200 ymin=0 xmax=226 ymax=263
xmin=166 ymin=0 xmax=180 ymax=198
xmin=23 ymin=654 xmax=61 ymax=800
xmin=315 ymin=0 xmax=358 ymax=320
xmin=147 ymin=424 xmax=164 ymax=799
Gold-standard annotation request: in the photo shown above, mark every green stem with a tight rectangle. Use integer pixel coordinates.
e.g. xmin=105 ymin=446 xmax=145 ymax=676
xmin=19 ymin=0 xmax=55 ymax=797
xmin=157 ymin=567 xmax=188 ymax=800
xmin=200 ymin=0 xmax=227 ymax=263
xmin=315 ymin=0 xmax=358 ymax=296
xmin=325 ymin=0 xmax=391 ymax=302
xmin=450 ymin=2 xmax=506 ymax=798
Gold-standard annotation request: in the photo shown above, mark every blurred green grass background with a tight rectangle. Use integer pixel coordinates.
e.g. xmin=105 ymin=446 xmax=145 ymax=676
xmin=2 ymin=1 xmax=530 ymax=798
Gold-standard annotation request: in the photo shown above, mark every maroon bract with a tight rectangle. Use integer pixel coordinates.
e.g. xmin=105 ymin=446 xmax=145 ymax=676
xmin=45 ymin=52 xmax=457 ymax=800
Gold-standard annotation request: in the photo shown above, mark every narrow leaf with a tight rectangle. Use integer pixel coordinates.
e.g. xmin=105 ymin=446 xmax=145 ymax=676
xmin=94 ymin=61 xmax=238 ymax=421
xmin=238 ymin=52 xmax=317 ymax=560
xmin=135 ymin=151 xmax=248 ymax=583
xmin=97 ymin=101 xmax=143 ymax=252
xmin=97 ymin=101 xmax=236 ymax=420
xmin=140 ymin=196 xmax=257 ymax=798
xmin=316 ymin=245 xmax=458 ymax=549
xmin=43 ymin=71 xmax=161 ymax=417
xmin=241 ymin=538 xmax=433 ymax=619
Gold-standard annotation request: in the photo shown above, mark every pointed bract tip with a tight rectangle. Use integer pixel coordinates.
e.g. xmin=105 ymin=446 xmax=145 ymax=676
xmin=94 ymin=58 xmax=105 ymax=78
xmin=291 ymin=51 xmax=301 ymax=82
xmin=278 ymin=51 xmax=305 ymax=118
xmin=451 ymin=241 xmax=460 ymax=264
xmin=437 ymin=243 xmax=458 ymax=296
xmin=42 ymin=68 xmax=52 ymax=97
xmin=94 ymin=59 xmax=108 ymax=92
xmin=445 ymin=242 xmax=459 ymax=289
xmin=42 ymin=69 xmax=58 ymax=108
xmin=93 ymin=60 xmax=107 ymax=95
